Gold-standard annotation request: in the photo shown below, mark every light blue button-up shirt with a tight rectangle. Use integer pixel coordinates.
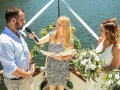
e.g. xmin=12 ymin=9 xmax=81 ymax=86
xmin=0 ymin=26 xmax=30 ymax=79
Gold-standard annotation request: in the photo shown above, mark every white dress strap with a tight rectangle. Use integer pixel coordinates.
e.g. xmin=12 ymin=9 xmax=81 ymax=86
xmin=96 ymin=39 xmax=104 ymax=53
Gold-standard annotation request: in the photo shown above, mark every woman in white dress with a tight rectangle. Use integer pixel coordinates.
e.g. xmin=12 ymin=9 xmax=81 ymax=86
xmin=85 ymin=18 xmax=120 ymax=90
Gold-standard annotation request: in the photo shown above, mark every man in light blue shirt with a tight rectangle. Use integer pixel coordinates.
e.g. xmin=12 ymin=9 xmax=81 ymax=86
xmin=0 ymin=7 xmax=35 ymax=90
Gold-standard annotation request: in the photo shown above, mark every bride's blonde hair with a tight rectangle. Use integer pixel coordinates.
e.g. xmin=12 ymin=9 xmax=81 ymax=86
xmin=50 ymin=16 xmax=72 ymax=49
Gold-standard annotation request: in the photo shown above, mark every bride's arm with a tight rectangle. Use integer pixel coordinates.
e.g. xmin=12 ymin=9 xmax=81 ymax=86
xmin=111 ymin=44 xmax=120 ymax=69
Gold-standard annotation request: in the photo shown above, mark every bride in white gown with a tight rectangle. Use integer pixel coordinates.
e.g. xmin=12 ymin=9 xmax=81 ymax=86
xmin=85 ymin=18 xmax=120 ymax=90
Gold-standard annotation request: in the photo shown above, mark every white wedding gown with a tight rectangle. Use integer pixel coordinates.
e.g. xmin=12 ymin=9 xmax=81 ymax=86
xmin=84 ymin=40 xmax=113 ymax=90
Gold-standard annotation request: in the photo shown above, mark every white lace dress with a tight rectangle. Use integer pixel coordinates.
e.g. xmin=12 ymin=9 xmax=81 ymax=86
xmin=85 ymin=40 xmax=113 ymax=90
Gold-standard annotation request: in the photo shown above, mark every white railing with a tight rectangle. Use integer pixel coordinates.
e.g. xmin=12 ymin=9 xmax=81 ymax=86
xmin=22 ymin=0 xmax=98 ymax=40
xmin=22 ymin=0 xmax=54 ymax=31
xmin=61 ymin=0 xmax=99 ymax=40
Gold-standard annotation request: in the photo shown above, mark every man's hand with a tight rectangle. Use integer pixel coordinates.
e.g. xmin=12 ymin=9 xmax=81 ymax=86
xmin=30 ymin=62 xmax=35 ymax=74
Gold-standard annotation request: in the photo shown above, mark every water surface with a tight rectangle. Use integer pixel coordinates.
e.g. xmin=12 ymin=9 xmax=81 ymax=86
xmin=0 ymin=0 xmax=120 ymax=89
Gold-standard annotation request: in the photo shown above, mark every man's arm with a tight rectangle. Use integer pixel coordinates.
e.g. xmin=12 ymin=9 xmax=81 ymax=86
xmin=11 ymin=50 xmax=34 ymax=77
xmin=12 ymin=68 xmax=33 ymax=77
xmin=28 ymin=50 xmax=35 ymax=74
xmin=12 ymin=51 xmax=34 ymax=77
xmin=0 ymin=43 xmax=33 ymax=78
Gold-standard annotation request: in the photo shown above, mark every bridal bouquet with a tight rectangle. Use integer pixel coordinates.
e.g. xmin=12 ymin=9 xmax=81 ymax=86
xmin=101 ymin=69 xmax=120 ymax=90
xmin=73 ymin=48 xmax=104 ymax=82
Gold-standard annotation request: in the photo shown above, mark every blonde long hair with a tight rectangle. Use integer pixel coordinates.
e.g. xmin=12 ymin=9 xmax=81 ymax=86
xmin=50 ymin=16 xmax=72 ymax=49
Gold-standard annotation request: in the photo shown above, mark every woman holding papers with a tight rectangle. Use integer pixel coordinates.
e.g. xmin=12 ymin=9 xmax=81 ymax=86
xmin=29 ymin=16 xmax=74 ymax=90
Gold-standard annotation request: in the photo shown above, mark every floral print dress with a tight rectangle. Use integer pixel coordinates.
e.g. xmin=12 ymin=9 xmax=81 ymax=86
xmin=46 ymin=32 xmax=74 ymax=86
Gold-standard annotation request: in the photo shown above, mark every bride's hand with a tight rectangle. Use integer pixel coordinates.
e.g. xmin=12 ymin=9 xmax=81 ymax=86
xmin=100 ymin=68 xmax=106 ymax=74
xmin=100 ymin=66 xmax=112 ymax=74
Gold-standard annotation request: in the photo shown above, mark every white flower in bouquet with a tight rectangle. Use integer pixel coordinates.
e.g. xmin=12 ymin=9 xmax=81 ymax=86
xmin=105 ymin=79 xmax=112 ymax=87
xmin=90 ymin=51 xmax=96 ymax=56
xmin=88 ymin=60 xmax=92 ymax=65
xmin=95 ymin=56 xmax=100 ymax=61
xmin=81 ymin=52 xmax=86 ymax=56
xmin=89 ymin=64 xmax=96 ymax=70
xmin=115 ymin=74 xmax=120 ymax=80
xmin=84 ymin=59 xmax=90 ymax=63
xmin=102 ymin=70 xmax=120 ymax=90
xmin=117 ymin=80 xmax=120 ymax=86
xmin=109 ymin=74 xmax=112 ymax=78
xmin=81 ymin=61 xmax=86 ymax=65
xmin=79 ymin=56 xmax=83 ymax=60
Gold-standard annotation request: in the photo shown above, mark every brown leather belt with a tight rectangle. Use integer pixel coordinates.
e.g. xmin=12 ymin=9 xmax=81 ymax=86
xmin=10 ymin=77 xmax=23 ymax=80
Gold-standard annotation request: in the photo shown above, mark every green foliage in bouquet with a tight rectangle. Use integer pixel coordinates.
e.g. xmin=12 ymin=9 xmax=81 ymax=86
xmin=71 ymin=47 xmax=104 ymax=82
xmin=30 ymin=22 xmax=81 ymax=57
xmin=101 ymin=69 xmax=120 ymax=90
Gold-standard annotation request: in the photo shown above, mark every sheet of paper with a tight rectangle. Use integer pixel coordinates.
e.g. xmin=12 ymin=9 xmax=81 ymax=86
xmin=40 ymin=49 xmax=76 ymax=56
